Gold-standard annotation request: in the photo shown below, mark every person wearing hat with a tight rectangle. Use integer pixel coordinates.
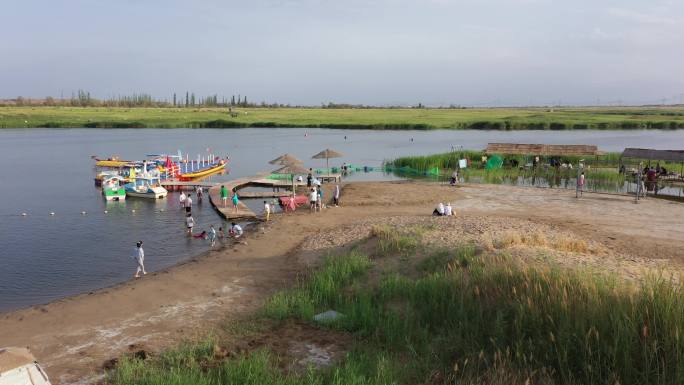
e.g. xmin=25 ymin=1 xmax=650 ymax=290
xmin=132 ymin=241 xmax=146 ymax=278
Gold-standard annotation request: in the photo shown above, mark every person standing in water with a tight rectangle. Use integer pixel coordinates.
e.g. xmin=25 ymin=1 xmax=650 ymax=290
xmin=208 ymin=225 xmax=217 ymax=247
xmin=179 ymin=191 xmax=186 ymax=208
xmin=184 ymin=194 xmax=193 ymax=213
xmin=132 ymin=241 xmax=146 ymax=278
xmin=263 ymin=200 xmax=271 ymax=221
xmin=186 ymin=214 xmax=195 ymax=235
xmin=196 ymin=186 xmax=203 ymax=203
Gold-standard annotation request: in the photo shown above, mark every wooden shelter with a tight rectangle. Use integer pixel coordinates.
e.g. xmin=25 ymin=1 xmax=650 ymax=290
xmin=621 ymin=148 xmax=684 ymax=162
xmin=485 ymin=143 xmax=600 ymax=156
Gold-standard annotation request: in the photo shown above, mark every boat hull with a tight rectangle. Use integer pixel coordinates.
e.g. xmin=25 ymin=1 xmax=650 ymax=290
xmin=178 ymin=163 xmax=226 ymax=181
xmin=125 ymin=186 xmax=168 ymax=199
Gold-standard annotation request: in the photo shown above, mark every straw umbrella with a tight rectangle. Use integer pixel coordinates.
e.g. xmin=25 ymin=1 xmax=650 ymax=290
xmin=272 ymin=163 xmax=310 ymax=197
xmin=311 ymin=149 xmax=343 ymax=176
xmin=269 ymin=153 xmax=303 ymax=166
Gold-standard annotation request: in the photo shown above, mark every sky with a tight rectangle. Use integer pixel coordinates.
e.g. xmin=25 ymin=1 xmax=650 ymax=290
xmin=2 ymin=0 xmax=683 ymax=106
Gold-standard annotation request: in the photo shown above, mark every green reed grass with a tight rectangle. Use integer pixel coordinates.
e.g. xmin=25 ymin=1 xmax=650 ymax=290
xmin=107 ymin=243 xmax=684 ymax=385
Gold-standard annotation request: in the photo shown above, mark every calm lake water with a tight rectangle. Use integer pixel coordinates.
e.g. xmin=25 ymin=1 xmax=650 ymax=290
xmin=0 ymin=128 xmax=682 ymax=312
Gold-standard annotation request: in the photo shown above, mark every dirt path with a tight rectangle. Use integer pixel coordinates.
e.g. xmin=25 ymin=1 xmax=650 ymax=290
xmin=1 ymin=181 xmax=682 ymax=384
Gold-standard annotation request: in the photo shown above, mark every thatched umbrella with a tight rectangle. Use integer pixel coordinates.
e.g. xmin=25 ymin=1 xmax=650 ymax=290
xmin=272 ymin=163 xmax=310 ymax=196
xmin=311 ymin=148 xmax=343 ymax=176
xmin=269 ymin=153 xmax=303 ymax=166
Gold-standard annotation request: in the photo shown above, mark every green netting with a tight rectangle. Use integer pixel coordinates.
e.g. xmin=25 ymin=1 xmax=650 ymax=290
xmin=427 ymin=167 xmax=441 ymax=176
xmin=485 ymin=155 xmax=504 ymax=170
xmin=266 ymin=173 xmax=292 ymax=180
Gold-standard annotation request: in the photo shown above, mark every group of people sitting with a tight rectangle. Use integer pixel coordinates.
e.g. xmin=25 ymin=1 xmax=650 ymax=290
xmin=432 ymin=202 xmax=454 ymax=216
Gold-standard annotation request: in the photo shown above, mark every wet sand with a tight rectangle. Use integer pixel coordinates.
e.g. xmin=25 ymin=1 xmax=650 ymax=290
xmin=1 ymin=181 xmax=683 ymax=384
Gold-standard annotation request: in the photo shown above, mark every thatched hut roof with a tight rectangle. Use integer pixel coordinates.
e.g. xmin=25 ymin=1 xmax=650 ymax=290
xmin=621 ymin=148 xmax=684 ymax=162
xmin=485 ymin=143 xmax=600 ymax=156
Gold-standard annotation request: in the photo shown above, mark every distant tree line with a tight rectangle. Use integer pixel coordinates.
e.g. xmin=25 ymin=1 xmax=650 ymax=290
xmin=0 ymin=90 xmax=275 ymax=108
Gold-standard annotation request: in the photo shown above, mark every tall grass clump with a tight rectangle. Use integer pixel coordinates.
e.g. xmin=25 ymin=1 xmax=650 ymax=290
xmin=262 ymin=251 xmax=371 ymax=320
xmin=371 ymin=225 xmax=422 ymax=257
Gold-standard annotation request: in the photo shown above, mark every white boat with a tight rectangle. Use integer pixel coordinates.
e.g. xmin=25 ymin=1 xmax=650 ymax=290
xmin=0 ymin=347 xmax=52 ymax=385
xmin=124 ymin=176 xmax=168 ymax=199
xmin=102 ymin=176 xmax=127 ymax=201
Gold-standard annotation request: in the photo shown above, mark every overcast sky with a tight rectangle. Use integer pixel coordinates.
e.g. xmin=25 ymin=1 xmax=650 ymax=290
xmin=2 ymin=0 xmax=683 ymax=106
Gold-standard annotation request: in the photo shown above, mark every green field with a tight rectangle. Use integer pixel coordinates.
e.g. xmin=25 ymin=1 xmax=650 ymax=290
xmin=2 ymin=106 xmax=684 ymax=129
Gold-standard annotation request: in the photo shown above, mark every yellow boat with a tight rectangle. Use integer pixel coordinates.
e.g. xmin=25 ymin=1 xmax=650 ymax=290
xmin=178 ymin=162 xmax=227 ymax=180
xmin=95 ymin=159 xmax=132 ymax=167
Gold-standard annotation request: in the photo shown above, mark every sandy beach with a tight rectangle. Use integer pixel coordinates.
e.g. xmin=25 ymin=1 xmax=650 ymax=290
xmin=1 ymin=181 xmax=683 ymax=385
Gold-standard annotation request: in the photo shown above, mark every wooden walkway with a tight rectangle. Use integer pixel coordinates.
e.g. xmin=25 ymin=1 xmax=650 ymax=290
xmin=161 ymin=180 xmax=217 ymax=188
xmin=237 ymin=191 xmax=291 ymax=198
xmin=207 ymin=175 xmax=306 ymax=220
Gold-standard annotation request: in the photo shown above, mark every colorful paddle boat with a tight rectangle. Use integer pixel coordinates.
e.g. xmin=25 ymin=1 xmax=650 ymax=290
xmin=124 ymin=168 xmax=167 ymax=199
xmin=102 ymin=176 xmax=127 ymax=201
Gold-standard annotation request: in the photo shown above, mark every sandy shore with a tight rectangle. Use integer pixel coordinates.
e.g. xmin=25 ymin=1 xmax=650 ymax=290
xmin=1 ymin=181 xmax=683 ymax=384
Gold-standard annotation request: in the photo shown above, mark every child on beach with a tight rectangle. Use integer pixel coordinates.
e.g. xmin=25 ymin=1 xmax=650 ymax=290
xmin=309 ymin=188 xmax=318 ymax=213
xmin=132 ymin=241 xmax=146 ymax=278
xmin=578 ymin=172 xmax=585 ymax=196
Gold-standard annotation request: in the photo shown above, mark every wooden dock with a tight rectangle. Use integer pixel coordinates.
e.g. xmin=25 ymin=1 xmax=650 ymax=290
xmin=318 ymin=173 xmax=342 ymax=183
xmin=207 ymin=175 xmax=305 ymax=220
xmin=237 ymin=191 xmax=291 ymax=199
xmin=161 ymin=180 xmax=217 ymax=188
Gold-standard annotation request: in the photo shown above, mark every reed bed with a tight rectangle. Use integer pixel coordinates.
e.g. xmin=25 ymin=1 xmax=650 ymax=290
xmin=108 ymin=239 xmax=684 ymax=385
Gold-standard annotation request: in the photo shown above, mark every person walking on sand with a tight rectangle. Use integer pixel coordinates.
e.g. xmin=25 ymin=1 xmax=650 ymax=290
xmin=263 ymin=200 xmax=271 ymax=221
xmin=232 ymin=191 xmax=240 ymax=213
xmin=333 ymin=184 xmax=340 ymax=206
xmin=578 ymin=172 xmax=586 ymax=196
xmin=309 ymin=188 xmax=318 ymax=213
xmin=185 ymin=213 xmax=195 ymax=235
xmin=317 ymin=186 xmax=324 ymax=210
xmin=132 ymin=241 xmax=146 ymax=278
xmin=220 ymin=185 xmax=228 ymax=207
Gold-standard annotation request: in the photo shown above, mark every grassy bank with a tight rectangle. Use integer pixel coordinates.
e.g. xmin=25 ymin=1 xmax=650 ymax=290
xmin=2 ymin=106 xmax=684 ymax=129
xmin=107 ymin=227 xmax=684 ymax=385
